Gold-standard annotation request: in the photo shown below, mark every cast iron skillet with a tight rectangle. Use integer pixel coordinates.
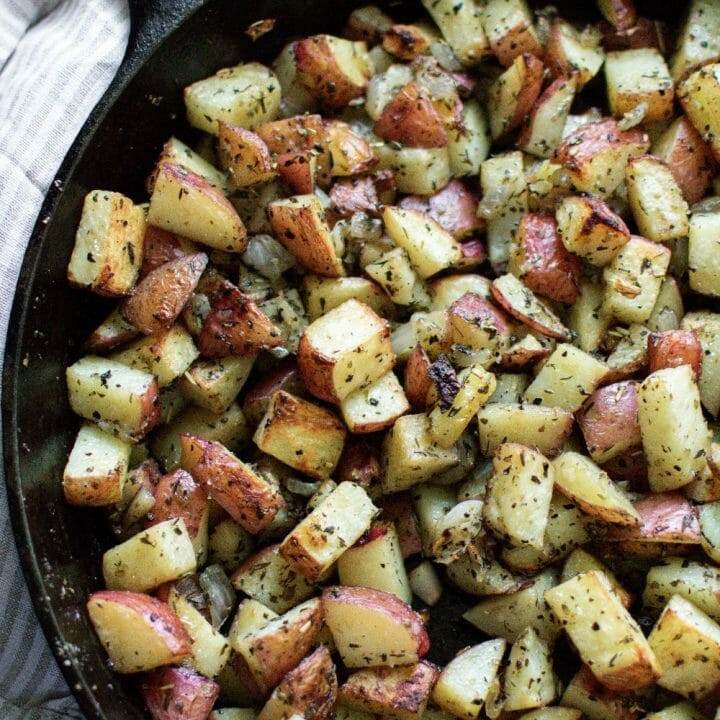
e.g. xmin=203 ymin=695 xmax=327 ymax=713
xmin=1 ymin=0 xmax=682 ymax=718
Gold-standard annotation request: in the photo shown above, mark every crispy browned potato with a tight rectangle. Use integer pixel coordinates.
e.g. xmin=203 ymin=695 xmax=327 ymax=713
xmin=399 ymin=180 xmax=481 ymax=239
xmin=258 ymin=645 xmax=337 ymax=720
xmin=122 ymin=253 xmax=207 ymax=335
xmin=653 ymin=116 xmax=715 ymax=204
xmin=337 ymin=438 xmax=383 ymax=488
xmin=577 ymin=381 xmax=640 ymax=464
xmin=326 ymin=120 xmax=378 ymax=177
xmin=142 ymin=666 xmax=219 ymax=720
xmin=383 ymin=23 xmax=432 ymax=60
xmin=330 ymin=175 xmax=381 ymax=218
xmin=140 ymin=225 xmax=196 ymax=278
xmin=198 ymin=284 xmax=283 ymax=357
xmin=600 ymin=16 xmax=667 ymax=52
xmin=276 ymin=150 xmax=319 ymax=194
xmin=599 ymin=0 xmax=638 ymax=29
xmin=374 ymin=82 xmax=448 ymax=148
xmin=339 ymin=661 xmax=439 ymax=719
xmin=404 ymin=344 xmax=434 ymax=410
xmin=295 ymin=34 xmax=372 ymax=110
xmin=647 ymin=329 xmax=702 ymax=378
xmin=181 ymin=434 xmax=284 ymax=533
xmin=509 ymin=213 xmax=582 ymax=304
xmin=607 ymin=492 xmax=701 ymax=544
xmin=445 ymin=292 xmax=513 ymax=352
xmin=217 ymin=121 xmax=277 ymax=188
xmin=146 ymin=468 xmax=207 ymax=546
xmin=242 ymin=358 xmax=303 ymax=426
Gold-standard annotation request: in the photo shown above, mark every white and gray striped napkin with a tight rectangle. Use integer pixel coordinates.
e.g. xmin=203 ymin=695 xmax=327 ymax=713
xmin=0 ymin=1 xmax=130 ymax=717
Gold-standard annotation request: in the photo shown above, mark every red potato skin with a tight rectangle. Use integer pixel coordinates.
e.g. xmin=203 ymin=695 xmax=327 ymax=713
xmin=491 ymin=25 xmax=544 ymax=68
xmin=336 ymin=438 xmax=383 ymax=487
xmin=295 ymin=36 xmax=369 ymax=110
xmin=656 ymin=117 xmax=715 ymax=204
xmin=181 ymin=435 xmax=283 ymax=534
xmin=242 ymin=358 xmax=304 ymax=426
xmin=399 ymin=180 xmax=482 ymax=239
xmin=322 ymin=585 xmax=430 ymax=657
xmin=276 ymin=150 xmax=317 ymax=194
xmin=378 ymin=493 xmax=423 ymax=559
xmin=568 ymin=666 xmax=644 ymax=720
xmin=456 ymin=239 xmax=487 ymax=269
xmin=599 ymin=0 xmax=638 ymax=30
xmin=330 ymin=176 xmax=380 ymax=218
xmin=577 ymin=381 xmax=641 ymax=461
xmin=607 ymin=492 xmax=701 ymax=543
xmin=404 ymin=344 xmax=433 ymax=410
xmin=355 ymin=519 xmax=393 ymax=547
xmin=513 ymin=213 xmax=582 ymax=304
xmin=260 ymin=645 xmax=337 ymax=720
xmin=325 ymin=120 xmax=378 ymax=176
xmin=146 ymin=469 xmax=208 ymax=539
xmin=123 ymin=253 xmax=208 ymax=335
xmin=142 ymin=666 xmax=219 ymax=720
xmin=446 ymin=292 xmax=513 ymax=343
xmin=498 ymin=337 xmax=551 ymax=370
xmin=198 ymin=284 xmax=283 ymax=357
xmin=600 ymin=17 xmax=668 ymax=52
xmin=500 ymin=54 xmax=545 ymax=138
xmin=140 ymin=226 xmax=190 ymax=278
xmin=554 ymin=119 xmax=650 ymax=177
xmin=138 ymin=379 xmax=162 ymax=439
xmin=87 ymin=590 xmax=192 ymax=661
xmin=647 ymin=330 xmax=702 ymax=378
xmin=374 ymin=82 xmax=448 ymax=149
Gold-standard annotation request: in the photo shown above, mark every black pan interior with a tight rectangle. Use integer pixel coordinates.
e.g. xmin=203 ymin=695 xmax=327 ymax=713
xmin=1 ymin=0 xmax=686 ymax=718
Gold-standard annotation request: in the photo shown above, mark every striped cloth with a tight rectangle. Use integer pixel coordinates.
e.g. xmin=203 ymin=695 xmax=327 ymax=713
xmin=0 ymin=2 xmax=129 ymax=718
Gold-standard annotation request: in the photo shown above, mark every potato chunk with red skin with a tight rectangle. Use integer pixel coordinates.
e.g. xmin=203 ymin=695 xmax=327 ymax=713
xmin=146 ymin=469 xmax=207 ymax=542
xmin=600 ymin=16 xmax=666 ymax=52
xmin=142 ymin=666 xmax=219 ymax=720
xmin=140 ymin=225 xmax=194 ymax=278
xmin=378 ymin=493 xmax=423 ymax=559
xmin=198 ymin=284 xmax=283 ymax=357
xmin=217 ymin=122 xmax=277 ymax=189
xmin=607 ymin=492 xmax=701 ymax=544
xmin=399 ymin=180 xmax=481 ymax=239
xmin=445 ymin=292 xmax=512 ymax=352
xmin=647 ymin=330 xmax=702 ymax=378
xmin=337 ymin=438 xmax=383 ymax=488
xmin=509 ymin=213 xmax=581 ymax=304
xmin=653 ymin=117 xmax=715 ymax=204
xmin=374 ymin=82 xmax=448 ymax=149
xmin=383 ymin=24 xmax=432 ymax=61
xmin=404 ymin=344 xmax=434 ymax=410
xmin=276 ymin=150 xmax=318 ymax=194
xmin=241 ymin=358 xmax=303 ymax=426
xmin=577 ymin=381 xmax=640 ymax=465
xmin=181 ymin=435 xmax=283 ymax=534
xmin=330 ymin=176 xmax=381 ymax=218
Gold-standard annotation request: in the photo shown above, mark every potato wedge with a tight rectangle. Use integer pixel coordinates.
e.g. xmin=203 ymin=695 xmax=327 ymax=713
xmin=87 ymin=590 xmax=190 ymax=673
xmin=519 ymin=77 xmax=577 ymax=159
xmin=143 ymin=666 xmax=220 ymax=720
xmin=560 ymin=665 xmax=643 ymax=720
xmin=322 ymin=585 xmax=429 ymax=668
xmin=562 ymin=547 xmax=632 ymax=609
xmin=678 ymin=63 xmax=720 ymax=162
xmin=546 ymin=19 xmax=605 ymax=89
xmin=647 ymin=329 xmax=702 ymax=378
xmin=147 ymin=136 xmax=228 ymax=194
xmin=148 ymin=163 xmax=247 ymax=252
xmin=419 ymin=0 xmax=489 ymax=66
xmin=217 ymin=122 xmax=277 ymax=188
xmin=482 ymin=0 xmax=542 ymax=66
xmin=504 ymin=626 xmax=557 ymax=711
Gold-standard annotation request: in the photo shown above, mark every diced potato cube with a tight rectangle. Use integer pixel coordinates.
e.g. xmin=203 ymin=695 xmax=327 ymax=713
xmin=365 ymin=247 xmax=427 ymax=307
xmin=341 ymin=371 xmax=409 ymax=434
xmin=678 ymin=63 xmax=720 ymax=162
xmin=481 ymin=0 xmax=541 ymax=66
xmin=420 ymin=0 xmax=489 ymax=65
xmin=546 ymin=19 xmax=604 ymax=89
xmin=689 ymin=210 xmax=720 ymax=297
xmin=682 ymin=311 xmax=720 ymax=416
xmin=504 ymin=627 xmax=557 ymax=711
xmin=180 ymin=356 xmax=254 ymax=414
xmin=303 ymin=275 xmax=393 ymax=321
xmin=375 ymin=144 xmax=451 ymax=196
xmin=671 ymin=0 xmax=720 ymax=81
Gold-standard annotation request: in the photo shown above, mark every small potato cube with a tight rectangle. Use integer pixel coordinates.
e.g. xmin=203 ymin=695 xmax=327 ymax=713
xmin=184 ymin=62 xmax=281 ymax=134
xmin=280 ymin=481 xmax=377 ymax=581
xmin=562 ymin=548 xmax=632 ymax=608
xmin=577 ymin=381 xmax=640 ymax=464
xmin=408 ymin=562 xmax=442 ymax=606
xmin=420 ymin=0 xmax=489 ymax=66
xmin=267 ymin=194 xmax=345 ymax=277
xmin=429 ymin=365 xmax=495 ymax=448
xmin=444 ymin=292 xmax=512 ymax=355
xmin=519 ymin=77 xmax=577 ymax=159
xmin=481 ymin=0 xmax=542 ymax=66
xmin=217 ymin=122 xmax=277 ymax=188
xmin=626 ymin=156 xmax=689 ymax=241
xmin=111 ymin=325 xmax=199 ymax=387
xmin=66 ymin=356 xmax=160 ymax=441
xmin=648 ymin=594 xmax=720 ymax=700
xmin=560 ymin=666 xmax=643 ymax=720
xmin=365 ymin=248 xmax=427 ymax=307
xmin=524 ymin=344 xmax=608 ymax=413
xmin=67 ymin=190 xmax=145 ymax=296
xmin=374 ymin=144 xmax=450 ymax=196
xmin=647 ymin=329 xmax=702 ymax=378
xmin=648 ymin=276 xmax=684 ymax=333
xmin=605 ymin=48 xmax=674 ymax=122
xmin=448 ymin=100 xmax=490 ymax=177
xmin=327 ymin=120 xmax=377 ymax=177
xmin=545 ymin=571 xmax=661 ymax=691
xmin=63 ymin=423 xmax=131 ymax=506
xmin=84 ymin=306 xmax=140 ymax=354
xmin=509 ymin=213 xmax=581 ymax=305
xmin=303 ymin=275 xmax=393 ymax=321
xmin=295 ymin=35 xmax=372 ymax=110
xmin=463 ymin=569 xmax=561 ymax=644
xmin=678 ymin=63 xmax=720 ymax=161
xmin=298 ymin=299 xmax=394 ymax=403
xmin=504 ymin=627 xmax=557 ymax=711
xmin=556 ymin=195 xmax=630 ymax=267
xmin=382 ymin=206 xmax=461 ymax=279
xmin=148 ymin=136 xmax=228 ymax=193
xmin=180 ymin=356 xmax=254 ymax=414
xmin=604 ymin=323 xmax=651 ymax=382
xmin=638 ymin=365 xmax=711 ymax=492
xmin=477 ymin=403 xmax=574 ymax=457
xmin=554 ymin=119 xmax=649 ymax=197
xmin=432 ymin=640 xmax=506 ymax=719
xmin=487 ymin=53 xmax=544 ymax=141
xmin=566 ymin=280 xmax=611 ymax=353
xmin=102 ymin=518 xmax=196 ymax=592
xmin=671 ymin=0 xmax=720 ymax=81
xmin=602 ymin=236 xmax=671 ymax=324
xmin=689 ymin=210 xmax=720 ymax=297
xmin=682 ymin=311 xmax=720 ymax=416
xmin=382 ymin=413 xmax=460 ymax=493
xmin=553 ymin=452 xmax=640 ymax=525
xmin=391 ymin=311 xmax=446 ymax=362
xmin=484 ymin=443 xmax=554 ymax=549
xmin=340 ymin=661 xmax=438 ymax=720
xmin=253 ymin=390 xmax=346 ymax=480
xmin=546 ymin=19 xmax=605 ymax=89
xmin=652 ymin=116 xmax=715 ymax=205
xmin=341 ymin=371 xmax=409 ymax=434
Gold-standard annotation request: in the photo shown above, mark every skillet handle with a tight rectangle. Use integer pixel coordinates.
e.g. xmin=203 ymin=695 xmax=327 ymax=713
xmin=118 ymin=0 xmax=209 ymax=80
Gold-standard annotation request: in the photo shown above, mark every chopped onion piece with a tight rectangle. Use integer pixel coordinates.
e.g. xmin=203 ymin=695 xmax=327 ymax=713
xmin=242 ymin=234 xmax=295 ymax=280
xmin=199 ymin=564 xmax=236 ymax=630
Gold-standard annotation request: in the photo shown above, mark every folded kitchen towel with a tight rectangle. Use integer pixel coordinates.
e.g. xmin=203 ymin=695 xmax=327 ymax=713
xmin=0 ymin=1 xmax=129 ymax=717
